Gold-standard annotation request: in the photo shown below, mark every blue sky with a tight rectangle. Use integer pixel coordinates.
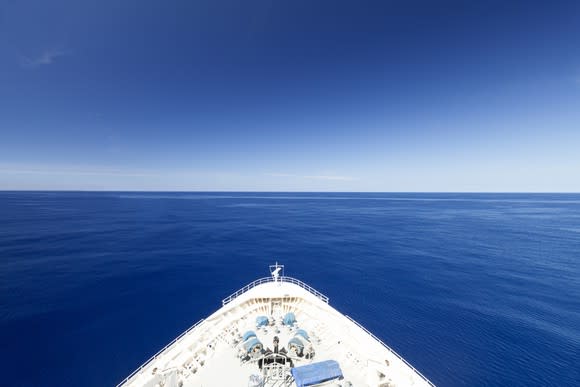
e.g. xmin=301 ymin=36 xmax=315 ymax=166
xmin=1 ymin=0 xmax=579 ymax=191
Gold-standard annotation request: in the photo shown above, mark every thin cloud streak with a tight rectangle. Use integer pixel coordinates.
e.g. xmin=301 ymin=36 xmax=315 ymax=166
xmin=0 ymin=166 xmax=245 ymax=179
xmin=304 ymin=175 xmax=356 ymax=181
xmin=265 ymin=173 xmax=356 ymax=181
xmin=0 ymin=167 xmax=155 ymax=177
xmin=20 ymin=48 xmax=69 ymax=68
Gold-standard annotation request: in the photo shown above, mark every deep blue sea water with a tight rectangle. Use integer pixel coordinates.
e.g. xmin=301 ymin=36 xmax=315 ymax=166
xmin=1 ymin=192 xmax=579 ymax=386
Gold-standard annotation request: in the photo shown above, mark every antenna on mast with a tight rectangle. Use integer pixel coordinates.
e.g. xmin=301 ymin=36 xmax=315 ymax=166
xmin=269 ymin=261 xmax=284 ymax=284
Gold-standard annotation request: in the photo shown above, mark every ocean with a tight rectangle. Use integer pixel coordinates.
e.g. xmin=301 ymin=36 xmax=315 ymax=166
xmin=1 ymin=192 xmax=579 ymax=386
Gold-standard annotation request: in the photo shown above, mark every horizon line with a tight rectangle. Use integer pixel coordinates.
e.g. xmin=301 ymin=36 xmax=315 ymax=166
xmin=0 ymin=189 xmax=579 ymax=194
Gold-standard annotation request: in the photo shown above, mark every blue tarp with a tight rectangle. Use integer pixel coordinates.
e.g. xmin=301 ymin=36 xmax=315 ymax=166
xmin=256 ymin=315 xmax=269 ymax=327
xmin=291 ymin=360 xmax=343 ymax=387
xmin=243 ymin=330 xmax=257 ymax=342
xmin=283 ymin=312 xmax=296 ymax=326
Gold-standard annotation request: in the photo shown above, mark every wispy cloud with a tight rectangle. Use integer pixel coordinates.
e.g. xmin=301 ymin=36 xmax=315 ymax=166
xmin=265 ymin=173 xmax=356 ymax=181
xmin=20 ymin=48 xmax=69 ymax=68
xmin=0 ymin=166 xmax=246 ymax=180
xmin=305 ymin=175 xmax=356 ymax=181
xmin=0 ymin=167 xmax=155 ymax=177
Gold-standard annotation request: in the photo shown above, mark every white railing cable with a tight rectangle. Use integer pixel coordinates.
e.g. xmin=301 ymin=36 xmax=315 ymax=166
xmin=116 ymin=318 xmax=205 ymax=386
xmin=221 ymin=276 xmax=329 ymax=306
xmin=345 ymin=315 xmax=436 ymax=386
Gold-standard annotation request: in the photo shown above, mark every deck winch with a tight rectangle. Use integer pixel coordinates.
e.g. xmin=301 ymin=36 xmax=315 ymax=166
xmin=243 ymin=337 xmax=263 ymax=354
xmin=242 ymin=330 xmax=257 ymax=342
xmin=282 ymin=312 xmax=296 ymax=326
xmin=255 ymin=315 xmax=269 ymax=327
xmin=288 ymin=329 xmax=312 ymax=357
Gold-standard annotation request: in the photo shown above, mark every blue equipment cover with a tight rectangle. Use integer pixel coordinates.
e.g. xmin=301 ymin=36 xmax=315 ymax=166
xmin=295 ymin=329 xmax=310 ymax=340
xmin=256 ymin=315 xmax=269 ymax=327
xmin=243 ymin=337 xmax=262 ymax=353
xmin=288 ymin=336 xmax=305 ymax=351
xmin=243 ymin=330 xmax=257 ymax=342
xmin=283 ymin=312 xmax=296 ymax=325
xmin=291 ymin=360 xmax=343 ymax=387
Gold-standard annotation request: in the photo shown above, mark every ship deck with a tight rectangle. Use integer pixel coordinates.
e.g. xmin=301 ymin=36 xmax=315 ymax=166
xmin=119 ymin=275 xmax=434 ymax=387
xmin=188 ymin=309 xmax=367 ymax=386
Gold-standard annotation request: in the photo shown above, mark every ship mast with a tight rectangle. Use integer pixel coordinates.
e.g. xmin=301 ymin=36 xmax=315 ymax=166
xmin=269 ymin=261 xmax=284 ymax=285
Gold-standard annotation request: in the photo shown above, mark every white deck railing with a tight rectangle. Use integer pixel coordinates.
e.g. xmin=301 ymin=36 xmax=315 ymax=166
xmin=345 ymin=315 xmax=436 ymax=386
xmin=222 ymin=276 xmax=329 ymax=306
xmin=116 ymin=318 xmax=205 ymax=387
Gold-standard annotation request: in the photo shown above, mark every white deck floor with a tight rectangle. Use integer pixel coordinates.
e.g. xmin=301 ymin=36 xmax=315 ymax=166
xmin=119 ymin=278 xmax=434 ymax=387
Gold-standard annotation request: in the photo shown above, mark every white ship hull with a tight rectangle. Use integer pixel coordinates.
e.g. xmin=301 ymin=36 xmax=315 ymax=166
xmin=118 ymin=264 xmax=434 ymax=387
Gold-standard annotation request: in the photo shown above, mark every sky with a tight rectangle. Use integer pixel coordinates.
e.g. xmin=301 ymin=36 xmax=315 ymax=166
xmin=0 ymin=0 xmax=579 ymax=192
